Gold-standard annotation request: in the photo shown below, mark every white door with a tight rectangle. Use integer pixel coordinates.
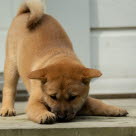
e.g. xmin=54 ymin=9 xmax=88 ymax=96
xmin=90 ymin=0 xmax=136 ymax=94
xmin=0 ymin=0 xmax=136 ymax=95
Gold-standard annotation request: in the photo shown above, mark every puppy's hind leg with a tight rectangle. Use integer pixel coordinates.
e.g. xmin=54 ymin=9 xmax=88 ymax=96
xmin=0 ymin=45 xmax=19 ymax=116
xmin=77 ymin=97 xmax=128 ymax=117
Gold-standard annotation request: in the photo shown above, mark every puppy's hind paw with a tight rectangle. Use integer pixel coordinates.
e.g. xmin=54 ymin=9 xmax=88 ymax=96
xmin=105 ymin=106 xmax=128 ymax=117
xmin=0 ymin=107 xmax=16 ymax=117
xmin=114 ymin=108 xmax=128 ymax=117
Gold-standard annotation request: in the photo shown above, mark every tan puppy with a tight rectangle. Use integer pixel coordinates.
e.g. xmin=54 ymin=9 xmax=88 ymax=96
xmin=0 ymin=0 xmax=128 ymax=124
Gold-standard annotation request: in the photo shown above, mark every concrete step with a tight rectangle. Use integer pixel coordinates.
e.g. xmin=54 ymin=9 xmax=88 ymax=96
xmin=0 ymin=99 xmax=136 ymax=136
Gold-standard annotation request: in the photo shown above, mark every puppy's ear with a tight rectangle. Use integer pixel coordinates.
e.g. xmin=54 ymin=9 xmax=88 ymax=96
xmin=28 ymin=68 xmax=47 ymax=80
xmin=82 ymin=68 xmax=102 ymax=84
xmin=83 ymin=68 xmax=102 ymax=78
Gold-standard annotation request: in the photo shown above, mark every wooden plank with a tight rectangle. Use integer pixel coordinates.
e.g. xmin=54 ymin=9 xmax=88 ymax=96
xmin=91 ymin=93 xmax=136 ymax=99
xmin=90 ymin=0 xmax=136 ymax=28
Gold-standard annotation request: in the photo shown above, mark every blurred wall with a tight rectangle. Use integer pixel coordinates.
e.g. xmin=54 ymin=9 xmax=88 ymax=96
xmin=0 ymin=0 xmax=91 ymax=73
xmin=47 ymin=0 xmax=91 ymax=67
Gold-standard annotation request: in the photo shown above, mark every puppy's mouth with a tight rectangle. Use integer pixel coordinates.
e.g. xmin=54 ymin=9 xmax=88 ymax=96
xmin=52 ymin=110 xmax=76 ymax=122
xmin=56 ymin=113 xmax=76 ymax=122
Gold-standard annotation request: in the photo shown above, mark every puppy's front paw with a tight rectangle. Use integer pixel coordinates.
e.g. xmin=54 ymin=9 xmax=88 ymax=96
xmin=0 ymin=107 xmax=16 ymax=116
xmin=28 ymin=111 xmax=56 ymax=124
xmin=105 ymin=106 xmax=128 ymax=117
xmin=39 ymin=112 xmax=56 ymax=124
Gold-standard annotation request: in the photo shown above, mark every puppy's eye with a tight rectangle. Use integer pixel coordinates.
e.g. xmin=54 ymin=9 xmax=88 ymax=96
xmin=68 ymin=95 xmax=77 ymax=101
xmin=82 ymin=78 xmax=90 ymax=85
xmin=50 ymin=95 xmax=57 ymax=100
xmin=41 ymin=79 xmax=47 ymax=84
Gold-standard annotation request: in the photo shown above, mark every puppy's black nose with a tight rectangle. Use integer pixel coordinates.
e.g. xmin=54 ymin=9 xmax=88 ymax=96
xmin=57 ymin=114 xmax=67 ymax=122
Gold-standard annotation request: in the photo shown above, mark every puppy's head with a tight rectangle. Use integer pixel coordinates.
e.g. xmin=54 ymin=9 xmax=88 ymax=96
xmin=28 ymin=63 xmax=102 ymax=122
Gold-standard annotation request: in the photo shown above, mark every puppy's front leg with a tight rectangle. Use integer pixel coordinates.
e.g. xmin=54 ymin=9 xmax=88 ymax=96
xmin=26 ymin=82 xmax=56 ymax=124
xmin=77 ymin=97 xmax=128 ymax=117
xmin=27 ymin=97 xmax=56 ymax=124
xmin=0 ymin=54 xmax=19 ymax=116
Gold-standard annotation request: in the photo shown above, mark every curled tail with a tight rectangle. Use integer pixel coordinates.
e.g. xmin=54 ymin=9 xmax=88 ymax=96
xmin=17 ymin=0 xmax=45 ymax=29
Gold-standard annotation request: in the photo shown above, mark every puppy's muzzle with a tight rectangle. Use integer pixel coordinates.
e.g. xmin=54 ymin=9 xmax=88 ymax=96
xmin=54 ymin=110 xmax=75 ymax=122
